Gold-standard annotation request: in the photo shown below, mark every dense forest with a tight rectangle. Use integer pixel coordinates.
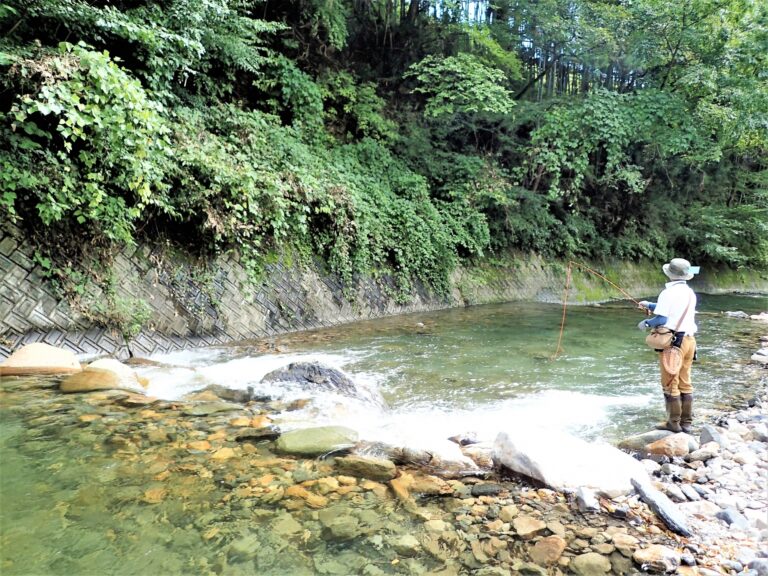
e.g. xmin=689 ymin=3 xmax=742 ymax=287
xmin=1 ymin=0 xmax=766 ymax=298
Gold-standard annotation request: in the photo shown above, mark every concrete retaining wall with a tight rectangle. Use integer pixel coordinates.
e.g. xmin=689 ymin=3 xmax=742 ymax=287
xmin=2 ymin=223 xmax=766 ymax=360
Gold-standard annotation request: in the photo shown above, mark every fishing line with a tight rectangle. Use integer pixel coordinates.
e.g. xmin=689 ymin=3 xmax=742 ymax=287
xmin=552 ymin=261 xmax=648 ymax=360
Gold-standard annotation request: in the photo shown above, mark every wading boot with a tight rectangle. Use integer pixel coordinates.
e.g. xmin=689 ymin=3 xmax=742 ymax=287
xmin=655 ymin=394 xmax=682 ymax=433
xmin=680 ymin=393 xmax=694 ymax=434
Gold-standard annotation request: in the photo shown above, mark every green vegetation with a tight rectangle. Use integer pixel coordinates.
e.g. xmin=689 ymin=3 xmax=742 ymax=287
xmin=1 ymin=0 xmax=766 ymax=304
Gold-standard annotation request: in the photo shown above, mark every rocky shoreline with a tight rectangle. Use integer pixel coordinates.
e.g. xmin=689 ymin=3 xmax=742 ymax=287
xmin=0 ymin=331 xmax=766 ymax=575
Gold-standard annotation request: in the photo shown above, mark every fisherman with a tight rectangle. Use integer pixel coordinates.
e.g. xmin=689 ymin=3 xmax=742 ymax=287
xmin=636 ymin=258 xmax=699 ymax=433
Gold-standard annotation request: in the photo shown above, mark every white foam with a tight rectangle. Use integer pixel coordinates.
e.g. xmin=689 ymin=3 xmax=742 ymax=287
xmin=137 ymin=350 xmax=370 ymax=401
xmin=138 ymin=349 xmax=655 ymax=446
xmin=269 ymin=388 xmax=654 ymax=449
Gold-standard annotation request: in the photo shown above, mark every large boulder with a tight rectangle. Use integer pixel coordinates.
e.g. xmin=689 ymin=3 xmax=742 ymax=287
xmin=60 ymin=359 xmax=145 ymax=394
xmin=275 ymin=426 xmax=358 ymax=456
xmin=494 ymin=427 xmax=648 ymax=498
xmin=261 ymin=361 xmax=384 ymax=406
xmin=0 ymin=343 xmax=81 ymax=376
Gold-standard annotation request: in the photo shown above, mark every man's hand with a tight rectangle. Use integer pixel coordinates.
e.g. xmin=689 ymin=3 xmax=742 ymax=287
xmin=638 ymin=300 xmax=651 ymax=310
xmin=637 ymin=319 xmax=649 ymax=331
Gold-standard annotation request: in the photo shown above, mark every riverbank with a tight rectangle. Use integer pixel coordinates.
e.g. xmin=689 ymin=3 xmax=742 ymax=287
xmin=4 ymin=221 xmax=768 ymax=362
xmin=1 ymin=326 xmax=766 ymax=575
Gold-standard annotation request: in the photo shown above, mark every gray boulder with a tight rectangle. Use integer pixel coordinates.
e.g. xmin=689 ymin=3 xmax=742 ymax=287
xmin=261 ymin=361 xmax=385 ymax=406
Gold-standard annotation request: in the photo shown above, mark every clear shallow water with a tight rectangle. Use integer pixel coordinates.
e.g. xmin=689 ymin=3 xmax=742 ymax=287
xmin=1 ymin=294 xmax=766 ymax=575
xmin=143 ymin=294 xmax=768 ymax=443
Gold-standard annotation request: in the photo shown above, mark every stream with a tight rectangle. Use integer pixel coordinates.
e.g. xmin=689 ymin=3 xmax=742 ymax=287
xmin=1 ymin=294 xmax=766 ymax=575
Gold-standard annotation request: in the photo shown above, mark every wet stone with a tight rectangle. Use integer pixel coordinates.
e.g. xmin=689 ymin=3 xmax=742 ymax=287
xmin=470 ymin=483 xmax=504 ymax=497
xmin=234 ymin=426 xmax=280 ymax=442
xmin=570 ymin=552 xmax=612 ymax=575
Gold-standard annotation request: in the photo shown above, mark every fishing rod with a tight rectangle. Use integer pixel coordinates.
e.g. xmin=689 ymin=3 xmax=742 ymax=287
xmin=552 ymin=261 xmax=648 ymax=360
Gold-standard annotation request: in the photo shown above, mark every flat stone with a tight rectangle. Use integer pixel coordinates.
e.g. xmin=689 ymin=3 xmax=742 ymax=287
xmin=390 ymin=534 xmax=421 ymax=556
xmin=700 ymin=424 xmax=727 ymax=448
xmin=687 ymin=442 xmax=720 ymax=462
xmin=512 ymin=515 xmax=547 ymax=539
xmin=0 ymin=343 xmax=81 ymax=376
xmin=530 ymin=536 xmax=567 ymax=566
xmin=272 ymin=513 xmax=303 ymax=536
xmin=679 ymin=484 xmax=701 ymax=501
xmin=570 ymin=552 xmax=612 ymax=575
xmin=182 ymin=402 xmax=243 ymax=416
xmin=495 ymin=428 xmax=649 ymax=498
xmin=499 ymin=504 xmax=519 ymax=522
xmin=335 ymin=455 xmax=397 ymax=481
xmin=234 ymin=426 xmax=280 ymax=441
xmin=471 ymin=482 xmax=504 ymax=497
xmin=227 ymin=533 xmax=260 ymax=562
xmin=633 ymin=545 xmax=681 ymax=573
xmin=716 ymin=507 xmax=750 ymax=529
xmin=275 ymin=426 xmax=358 ymax=456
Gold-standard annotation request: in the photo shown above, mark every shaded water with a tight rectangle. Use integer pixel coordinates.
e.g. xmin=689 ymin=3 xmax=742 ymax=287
xmin=1 ymin=294 xmax=766 ymax=575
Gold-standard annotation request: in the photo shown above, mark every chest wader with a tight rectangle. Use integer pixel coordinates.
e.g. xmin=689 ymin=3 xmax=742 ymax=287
xmin=656 ymin=393 xmax=682 ymax=433
xmin=680 ymin=393 xmax=693 ymax=434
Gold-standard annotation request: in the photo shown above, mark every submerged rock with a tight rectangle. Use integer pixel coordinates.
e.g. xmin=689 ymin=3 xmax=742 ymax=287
xmin=181 ymin=402 xmax=243 ymax=416
xmin=335 ymin=455 xmax=397 ymax=481
xmin=200 ymin=383 xmax=257 ymax=403
xmin=1 ymin=343 xmax=81 ymax=376
xmin=275 ymin=426 xmax=358 ymax=456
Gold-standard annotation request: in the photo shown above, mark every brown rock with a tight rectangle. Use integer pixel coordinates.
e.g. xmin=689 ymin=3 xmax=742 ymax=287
xmin=212 ymin=447 xmax=236 ymax=460
xmin=78 ymin=414 xmax=101 ymax=423
xmin=361 ymin=480 xmax=389 ymax=499
xmin=409 ymin=473 xmax=453 ymax=495
xmin=530 ymin=535 xmax=566 ymax=566
xmin=499 ymin=504 xmax=519 ymax=522
xmin=389 ymin=473 xmax=414 ymax=502
xmin=632 ymin=545 xmax=680 ymax=573
xmin=142 ymin=487 xmax=167 ymax=504
xmin=229 ymin=417 xmax=252 ymax=427
xmin=335 ymin=455 xmax=397 ymax=481
xmin=513 ymin=515 xmax=547 ymax=539
xmin=284 ymin=484 xmax=327 ymax=508
xmin=250 ymin=415 xmax=272 ymax=428
xmin=61 ymin=359 xmax=144 ymax=394
xmin=0 ymin=343 xmax=81 ymax=376
xmin=645 ymin=433 xmax=690 ymax=457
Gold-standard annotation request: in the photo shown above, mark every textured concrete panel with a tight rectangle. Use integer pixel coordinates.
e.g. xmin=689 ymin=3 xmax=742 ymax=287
xmin=3 ymin=223 xmax=766 ymax=361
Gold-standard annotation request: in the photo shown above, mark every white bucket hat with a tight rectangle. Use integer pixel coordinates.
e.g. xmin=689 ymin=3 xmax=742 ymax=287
xmin=663 ymin=258 xmax=699 ymax=281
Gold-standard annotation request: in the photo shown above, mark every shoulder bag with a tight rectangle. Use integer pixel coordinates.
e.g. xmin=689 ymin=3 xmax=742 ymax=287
xmin=644 ymin=295 xmax=692 ymax=350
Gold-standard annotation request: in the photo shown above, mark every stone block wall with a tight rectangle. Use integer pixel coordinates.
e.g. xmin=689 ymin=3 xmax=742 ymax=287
xmin=0 ymin=224 xmax=451 ymax=359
